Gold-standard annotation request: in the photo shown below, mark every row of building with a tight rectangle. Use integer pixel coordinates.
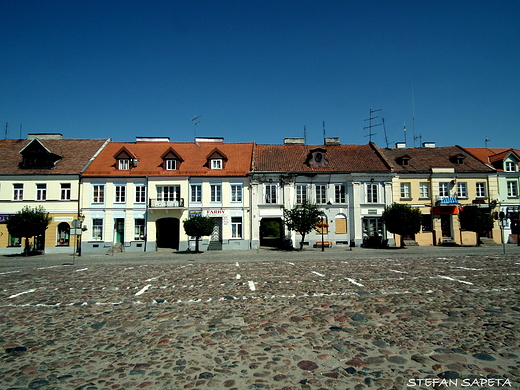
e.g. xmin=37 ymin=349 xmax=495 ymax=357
xmin=0 ymin=133 xmax=518 ymax=254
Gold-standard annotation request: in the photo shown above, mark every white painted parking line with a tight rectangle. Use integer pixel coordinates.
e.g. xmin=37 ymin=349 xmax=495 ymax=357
xmin=236 ymin=274 xmax=241 ymax=280
xmin=8 ymin=289 xmax=37 ymax=299
xmin=0 ymin=271 xmax=20 ymax=275
xmin=74 ymin=268 xmax=88 ymax=272
xmin=436 ymin=275 xmax=473 ymax=285
xmin=389 ymin=269 xmax=408 ymax=274
xmin=135 ymin=284 xmax=152 ymax=296
xmin=248 ymin=281 xmax=256 ymax=291
xmin=451 ymin=266 xmax=483 ymax=271
xmin=311 ymin=271 xmax=325 ymax=277
xmin=145 ymin=276 xmax=160 ymax=282
xmin=345 ymin=278 xmax=364 ymax=287
xmin=236 ymin=262 xmax=240 ymax=267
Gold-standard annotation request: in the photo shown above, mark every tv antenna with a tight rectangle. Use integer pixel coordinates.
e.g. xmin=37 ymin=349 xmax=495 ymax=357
xmin=364 ymin=107 xmax=382 ymax=143
xmin=192 ymin=115 xmax=201 ymax=138
xmin=485 ymin=137 xmax=490 ymax=147
xmin=381 ymin=117 xmax=391 ymax=148
xmin=322 ymin=121 xmax=326 ymax=139
xmin=303 ymin=125 xmax=307 ymax=144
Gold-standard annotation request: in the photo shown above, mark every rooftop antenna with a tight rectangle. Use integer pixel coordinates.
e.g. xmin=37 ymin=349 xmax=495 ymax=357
xmin=322 ymin=121 xmax=326 ymax=140
xmin=304 ymin=125 xmax=307 ymax=144
xmin=412 ymin=84 xmax=416 ymax=147
xmin=364 ymin=107 xmax=382 ymax=143
xmin=192 ymin=115 xmax=201 ymax=139
xmin=19 ymin=123 xmax=22 ymax=139
xmin=485 ymin=137 xmax=490 ymax=147
xmin=403 ymin=124 xmax=407 ymax=145
xmin=381 ymin=117 xmax=389 ymax=148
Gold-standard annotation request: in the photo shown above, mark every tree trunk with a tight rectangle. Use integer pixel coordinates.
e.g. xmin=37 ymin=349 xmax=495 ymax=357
xmin=299 ymin=233 xmax=306 ymax=251
xmin=24 ymin=237 xmax=30 ymax=256
xmin=195 ymin=236 xmax=201 ymax=253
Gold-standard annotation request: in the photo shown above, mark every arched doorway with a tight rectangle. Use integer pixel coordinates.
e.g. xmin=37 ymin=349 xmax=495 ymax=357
xmin=156 ymin=218 xmax=180 ymax=249
xmin=57 ymin=222 xmax=70 ymax=246
xmin=260 ymin=218 xmax=283 ymax=247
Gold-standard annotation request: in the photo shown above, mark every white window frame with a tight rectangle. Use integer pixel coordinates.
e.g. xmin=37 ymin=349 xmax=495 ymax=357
xmin=13 ymin=183 xmax=23 ymax=201
xmin=210 ymin=184 xmax=222 ymax=202
xmin=134 ymin=219 xmax=145 ymax=240
xmin=457 ymin=182 xmax=468 ymax=198
xmin=438 ymin=182 xmax=450 ymax=197
xmin=61 ymin=183 xmax=71 ymax=200
xmin=165 ymin=159 xmax=177 ymax=170
xmin=118 ymin=159 xmax=130 ymax=170
xmin=476 ymin=182 xmax=486 ymax=198
xmin=296 ymin=185 xmax=307 ymax=204
xmin=505 ymin=161 xmax=516 ymax=172
xmin=211 ymin=159 xmax=223 ymax=169
xmin=366 ymin=183 xmax=378 ymax=203
xmin=157 ymin=185 xmax=180 ymax=201
xmin=190 ymin=184 xmax=202 ymax=203
xmin=92 ymin=185 xmax=105 ymax=203
xmin=231 ymin=184 xmax=242 ymax=202
xmin=335 ymin=184 xmax=346 ymax=204
xmin=231 ymin=217 xmax=242 ymax=238
xmin=115 ymin=185 xmax=126 ymax=203
xmin=36 ymin=183 xmax=47 ymax=201
xmin=507 ymin=181 xmax=518 ymax=197
xmin=92 ymin=219 xmax=103 ymax=241
xmin=315 ymin=185 xmax=327 ymax=204
xmin=265 ymin=184 xmax=277 ymax=204
xmin=400 ymin=183 xmax=411 ymax=199
xmin=419 ymin=182 xmax=430 ymax=199
xmin=135 ymin=185 xmax=146 ymax=203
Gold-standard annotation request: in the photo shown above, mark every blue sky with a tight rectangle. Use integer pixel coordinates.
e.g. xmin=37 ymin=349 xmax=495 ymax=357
xmin=1 ymin=0 xmax=519 ymax=148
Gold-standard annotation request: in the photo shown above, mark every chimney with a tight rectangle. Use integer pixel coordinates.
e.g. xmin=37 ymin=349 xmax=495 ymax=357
xmin=27 ymin=133 xmax=63 ymax=140
xmin=195 ymin=137 xmax=224 ymax=143
xmin=423 ymin=142 xmax=436 ymax=148
xmin=396 ymin=142 xmax=406 ymax=149
xmin=284 ymin=138 xmax=305 ymax=145
xmin=324 ymin=137 xmax=340 ymax=145
xmin=136 ymin=137 xmax=170 ymax=142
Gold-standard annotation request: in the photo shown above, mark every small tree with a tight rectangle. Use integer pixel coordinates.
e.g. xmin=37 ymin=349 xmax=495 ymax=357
xmin=459 ymin=206 xmax=494 ymax=246
xmin=283 ymin=203 xmax=322 ymax=251
xmin=381 ymin=203 xmax=422 ymax=248
xmin=183 ymin=216 xmax=215 ymax=253
xmin=7 ymin=206 xmax=51 ymax=256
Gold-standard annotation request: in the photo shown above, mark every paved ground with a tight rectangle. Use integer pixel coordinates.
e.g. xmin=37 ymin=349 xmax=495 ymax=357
xmin=1 ymin=246 xmax=519 ymax=389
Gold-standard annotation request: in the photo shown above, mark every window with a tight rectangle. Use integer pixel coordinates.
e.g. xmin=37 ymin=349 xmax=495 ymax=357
xmin=210 ymin=184 xmax=221 ymax=202
xmin=115 ymin=185 xmax=126 ymax=203
xmin=335 ymin=185 xmax=346 ymax=204
xmin=505 ymin=161 xmax=516 ymax=172
xmin=134 ymin=219 xmax=145 ymax=240
xmin=92 ymin=219 xmax=103 ymax=241
xmin=507 ymin=181 xmax=518 ymax=197
xmin=231 ymin=217 xmax=242 ymax=238
xmin=165 ymin=159 xmax=177 ymax=170
xmin=190 ymin=184 xmax=202 ymax=203
xmin=457 ymin=182 xmax=467 ymax=198
xmin=421 ymin=214 xmax=432 ymax=232
xmin=476 ymin=182 xmax=486 ymax=198
xmin=93 ymin=185 xmax=105 ymax=203
xmin=57 ymin=222 xmax=70 ymax=246
xmin=366 ymin=183 xmax=378 ymax=203
xmin=118 ymin=159 xmax=130 ymax=170
xmin=8 ymin=234 xmax=21 ymax=247
xmin=296 ymin=185 xmax=307 ymax=204
xmin=211 ymin=159 xmax=223 ymax=169
xmin=157 ymin=185 xmax=181 ymax=201
xmin=36 ymin=184 xmax=47 ymax=201
xmin=13 ymin=183 xmax=23 ymax=201
xmin=315 ymin=185 xmax=327 ymax=204
xmin=265 ymin=185 xmax=277 ymax=204
xmin=231 ymin=185 xmax=242 ymax=202
xmin=438 ymin=182 xmax=450 ymax=197
xmin=135 ymin=185 xmax=146 ymax=203
xmin=419 ymin=182 xmax=430 ymax=199
xmin=335 ymin=214 xmax=347 ymax=234
xmin=61 ymin=183 xmax=71 ymax=200
xmin=400 ymin=183 xmax=411 ymax=199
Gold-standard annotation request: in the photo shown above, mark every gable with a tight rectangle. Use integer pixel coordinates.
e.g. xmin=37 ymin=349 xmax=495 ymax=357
xmin=161 ymin=148 xmax=184 ymax=162
xmin=113 ymin=147 xmax=135 ymax=160
xmin=19 ymin=139 xmax=62 ymax=169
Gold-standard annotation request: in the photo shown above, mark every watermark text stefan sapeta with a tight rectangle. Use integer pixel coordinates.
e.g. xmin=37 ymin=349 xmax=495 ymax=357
xmin=407 ymin=378 xmax=512 ymax=387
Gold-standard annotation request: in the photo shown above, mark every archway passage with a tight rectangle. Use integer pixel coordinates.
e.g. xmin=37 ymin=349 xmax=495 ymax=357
xmin=156 ymin=218 xmax=180 ymax=249
xmin=260 ymin=218 xmax=283 ymax=247
xmin=57 ymin=222 xmax=70 ymax=246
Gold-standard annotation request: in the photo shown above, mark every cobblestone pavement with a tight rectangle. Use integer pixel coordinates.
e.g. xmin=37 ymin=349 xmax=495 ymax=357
xmin=1 ymin=247 xmax=519 ymax=389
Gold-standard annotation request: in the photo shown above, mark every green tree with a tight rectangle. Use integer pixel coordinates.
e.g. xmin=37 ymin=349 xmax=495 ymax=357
xmin=7 ymin=206 xmax=51 ymax=256
xmin=183 ymin=216 xmax=215 ymax=253
xmin=381 ymin=203 xmax=422 ymax=248
xmin=459 ymin=206 xmax=494 ymax=246
xmin=283 ymin=203 xmax=322 ymax=251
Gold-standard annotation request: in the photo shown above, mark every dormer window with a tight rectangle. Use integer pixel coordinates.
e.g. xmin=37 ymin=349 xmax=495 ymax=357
xmin=306 ymin=148 xmax=328 ymax=168
xmin=397 ymin=155 xmax=411 ymax=166
xmin=161 ymin=148 xmax=183 ymax=171
xmin=456 ymin=155 xmax=465 ymax=165
xmin=505 ymin=161 xmax=516 ymax=172
xmin=118 ymin=159 xmax=130 ymax=170
xmin=19 ymin=139 xmax=62 ymax=169
xmin=165 ymin=159 xmax=177 ymax=170
xmin=211 ymin=159 xmax=223 ymax=169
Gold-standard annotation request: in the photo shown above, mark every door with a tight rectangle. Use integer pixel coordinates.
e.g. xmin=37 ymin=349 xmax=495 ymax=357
xmin=441 ymin=215 xmax=451 ymax=237
xmin=156 ymin=218 xmax=180 ymax=249
xmin=115 ymin=218 xmax=125 ymax=243
xmin=210 ymin=217 xmax=222 ymax=242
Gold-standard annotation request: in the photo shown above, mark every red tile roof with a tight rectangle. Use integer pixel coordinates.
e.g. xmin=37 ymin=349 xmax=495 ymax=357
xmin=378 ymin=145 xmax=496 ymax=173
xmin=253 ymin=143 xmax=392 ymax=172
xmin=0 ymin=138 xmax=109 ymax=175
xmin=464 ymin=148 xmax=520 ymax=171
xmin=83 ymin=141 xmax=254 ymax=177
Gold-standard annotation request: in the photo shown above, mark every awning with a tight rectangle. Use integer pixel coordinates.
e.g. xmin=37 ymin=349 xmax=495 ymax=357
xmin=433 ymin=206 xmax=459 ymax=215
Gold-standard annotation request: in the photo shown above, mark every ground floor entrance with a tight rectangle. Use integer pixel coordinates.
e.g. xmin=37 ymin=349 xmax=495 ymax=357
xmin=156 ymin=218 xmax=180 ymax=249
xmin=260 ymin=218 xmax=283 ymax=247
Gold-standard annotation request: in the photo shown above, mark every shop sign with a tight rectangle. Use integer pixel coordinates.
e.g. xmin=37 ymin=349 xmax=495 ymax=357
xmin=433 ymin=206 xmax=459 ymax=215
xmin=368 ymin=209 xmax=378 ymax=215
xmin=203 ymin=209 xmax=227 ymax=216
xmin=189 ymin=209 xmax=202 ymax=218
xmin=0 ymin=214 xmax=11 ymax=223
xmin=54 ymin=216 xmax=74 ymax=222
